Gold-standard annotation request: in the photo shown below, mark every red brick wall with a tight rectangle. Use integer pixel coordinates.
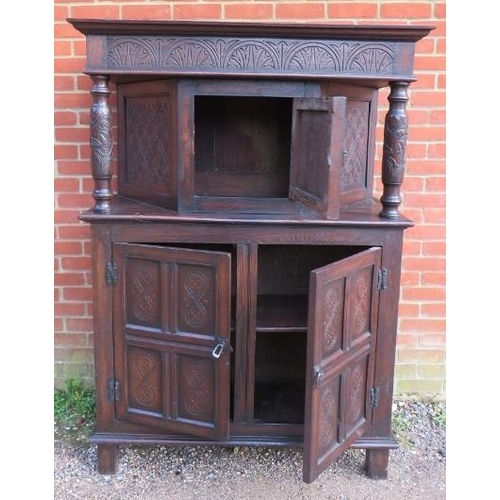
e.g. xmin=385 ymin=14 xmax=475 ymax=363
xmin=54 ymin=1 xmax=446 ymax=396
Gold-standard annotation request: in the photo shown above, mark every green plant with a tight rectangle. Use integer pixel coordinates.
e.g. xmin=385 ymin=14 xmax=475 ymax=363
xmin=54 ymin=378 xmax=95 ymax=427
xmin=432 ymin=404 xmax=446 ymax=427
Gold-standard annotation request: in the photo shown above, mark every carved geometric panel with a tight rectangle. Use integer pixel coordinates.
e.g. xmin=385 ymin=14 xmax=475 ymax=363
xmin=341 ymin=101 xmax=369 ymax=190
xmin=351 ymin=267 xmax=372 ymax=343
xmin=125 ymin=258 xmax=162 ymax=329
xmin=124 ymin=95 xmax=170 ymax=188
xmin=177 ymin=354 xmax=215 ymax=423
xmin=322 ymin=280 xmax=344 ymax=357
xmin=345 ymin=357 xmax=368 ymax=429
xmin=176 ymin=264 xmax=216 ymax=335
xmin=127 ymin=346 xmax=162 ymax=414
xmin=107 ymin=37 xmax=395 ymax=78
xmin=318 ymin=376 xmax=340 ymax=457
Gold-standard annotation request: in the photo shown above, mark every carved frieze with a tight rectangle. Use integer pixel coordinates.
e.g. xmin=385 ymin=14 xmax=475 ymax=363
xmin=107 ymin=36 xmax=395 ymax=77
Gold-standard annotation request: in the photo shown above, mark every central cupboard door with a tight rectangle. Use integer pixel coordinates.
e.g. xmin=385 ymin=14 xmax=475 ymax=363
xmin=112 ymin=243 xmax=232 ymax=439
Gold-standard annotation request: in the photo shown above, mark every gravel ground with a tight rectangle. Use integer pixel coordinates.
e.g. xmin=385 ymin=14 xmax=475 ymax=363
xmin=54 ymin=398 xmax=445 ymax=499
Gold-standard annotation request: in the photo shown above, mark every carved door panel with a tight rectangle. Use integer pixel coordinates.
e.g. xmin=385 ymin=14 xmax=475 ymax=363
xmin=303 ymin=247 xmax=381 ymax=483
xmin=289 ymin=96 xmax=346 ymax=219
xmin=113 ymin=243 xmax=231 ymax=440
xmin=117 ymin=80 xmax=178 ymax=209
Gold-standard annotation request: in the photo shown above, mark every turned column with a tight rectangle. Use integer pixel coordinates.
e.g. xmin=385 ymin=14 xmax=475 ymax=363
xmin=379 ymin=81 xmax=410 ymax=219
xmin=90 ymin=75 xmax=113 ymax=213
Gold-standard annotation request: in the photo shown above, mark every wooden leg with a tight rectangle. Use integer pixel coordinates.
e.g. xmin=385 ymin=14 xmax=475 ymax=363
xmin=365 ymin=449 xmax=389 ymax=479
xmin=97 ymin=443 xmax=118 ymax=474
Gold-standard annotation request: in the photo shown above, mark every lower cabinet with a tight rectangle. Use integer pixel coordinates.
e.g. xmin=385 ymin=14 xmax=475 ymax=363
xmin=93 ymin=229 xmax=396 ymax=483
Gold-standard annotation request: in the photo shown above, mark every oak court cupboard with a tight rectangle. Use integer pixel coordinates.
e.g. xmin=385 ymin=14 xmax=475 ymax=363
xmin=68 ymin=18 xmax=433 ymax=483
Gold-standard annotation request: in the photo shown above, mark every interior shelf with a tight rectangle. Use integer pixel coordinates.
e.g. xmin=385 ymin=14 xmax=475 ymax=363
xmin=256 ymin=294 xmax=308 ymax=332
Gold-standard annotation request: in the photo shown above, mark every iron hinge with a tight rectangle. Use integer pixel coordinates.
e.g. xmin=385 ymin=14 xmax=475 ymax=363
xmin=107 ymin=379 xmax=121 ymax=402
xmin=371 ymin=387 xmax=380 ymax=409
xmin=313 ymin=366 xmax=325 ymax=387
xmin=377 ymin=268 xmax=388 ymax=291
xmin=106 ymin=262 xmax=118 ymax=286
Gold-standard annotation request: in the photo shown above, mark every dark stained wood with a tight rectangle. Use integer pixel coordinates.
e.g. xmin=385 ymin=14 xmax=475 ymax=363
xmin=290 ymin=96 xmax=345 ymax=219
xmin=71 ymin=18 xmax=433 ymax=483
xmin=112 ymin=243 xmax=231 ymax=440
xmin=90 ymin=76 xmax=113 ymax=213
xmin=379 ymin=82 xmax=410 ymax=219
xmin=303 ymin=248 xmax=380 ymax=483
xmin=117 ymin=80 xmax=178 ymax=210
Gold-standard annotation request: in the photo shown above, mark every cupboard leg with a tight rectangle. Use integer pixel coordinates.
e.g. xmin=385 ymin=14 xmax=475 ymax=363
xmin=97 ymin=444 xmax=118 ymax=474
xmin=365 ymin=449 xmax=389 ymax=479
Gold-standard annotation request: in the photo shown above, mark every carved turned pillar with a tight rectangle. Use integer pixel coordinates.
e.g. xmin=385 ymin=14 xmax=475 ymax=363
xmin=379 ymin=81 xmax=410 ymax=219
xmin=90 ymin=75 xmax=113 ymax=213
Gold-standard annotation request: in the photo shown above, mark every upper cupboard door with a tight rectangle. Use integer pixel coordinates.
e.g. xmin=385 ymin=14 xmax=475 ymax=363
xmin=289 ymin=96 xmax=346 ymax=220
xmin=117 ymin=81 xmax=178 ymax=210
xmin=113 ymin=243 xmax=231 ymax=440
xmin=303 ymin=247 xmax=382 ymax=483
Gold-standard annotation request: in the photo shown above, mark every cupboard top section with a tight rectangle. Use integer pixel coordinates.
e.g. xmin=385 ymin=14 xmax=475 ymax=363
xmin=68 ymin=19 xmax=434 ymax=85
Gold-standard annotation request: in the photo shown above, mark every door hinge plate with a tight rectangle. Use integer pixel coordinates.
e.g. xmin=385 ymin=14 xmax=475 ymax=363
xmin=371 ymin=387 xmax=380 ymax=409
xmin=313 ymin=366 xmax=324 ymax=387
xmin=377 ymin=268 xmax=387 ymax=291
xmin=107 ymin=379 xmax=121 ymax=402
xmin=106 ymin=262 xmax=118 ymax=286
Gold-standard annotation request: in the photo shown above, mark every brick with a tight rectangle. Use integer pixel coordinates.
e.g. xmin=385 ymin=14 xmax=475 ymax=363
xmin=395 ymin=379 xmax=443 ymax=395
xmin=54 ymin=91 xmax=91 ymax=109
xmin=395 ymin=334 xmax=419 ymax=348
xmin=58 ymin=224 xmax=91 ymax=240
xmin=173 ymin=3 xmax=222 ymax=20
xmin=402 ymin=286 xmax=446 ymax=302
xmin=64 ymin=318 xmax=94 ymax=332
xmin=55 ymin=240 xmax=84 ymax=255
xmin=54 ymin=111 xmax=78 ymax=126
xmin=54 ymin=40 xmax=72 ymax=57
xmin=422 ymin=241 xmax=446 ymax=256
xmin=55 ymin=126 xmax=89 ymax=143
xmin=54 ymin=272 xmax=86 ymax=286
xmin=63 ymin=286 xmax=93 ymax=302
xmin=276 ymin=2 xmax=325 ymax=19
xmin=410 ymin=90 xmax=446 ymax=107
xmin=54 ymin=333 xmax=89 ymax=347
xmin=404 ymin=257 xmax=445 ymax=272
xmin=57 ymin=161 xmax=91 ymax=176
xmin=57 ymin=193 xmax=94 ymax=209
xmin=419 ymin=334 xmax=446 ymax=347
xmin=400 ymin=318 xmax=446 ymax=333
xmin=398 ymin=348 xmax=445 ymax=364
xmin=429 ymin=109 xmax=446 ymax=125
xmin=428 ymin=142 xmax=446 ymax=158
xmin=225 ymin=3 xmax=273 ymax=19
xmin=70 ymin=5 xmax=120 ymax=19
xmin=421 ymin=303 xmax=446 ymax=317
xmin=327 ymin=3 xmax=377 ymax=19
xmin=425 ymin=176 xmax=446 ymax=192
xmin=409 ymin=126 xmax=446 ymax=142
xmin=394 ymin=364 xmax=418 ymax=379
xmin=404 ymin=193 xmax=445 ymax=209
xmin=54 ymin=177 xmax=80 ymax=192
xmin=54 ymin=210 xmax=87 ymax=225
xmin=121 ymin=4 xmax=171 ymax=19
xmin=434 ymin=3 xmax=446 ymax=18
xmin=54 ymin=56 xmax=87 ymax=74
xmin=437 ymin=73 xmax=446 ymax=89
xmin=61 ymin=256 xmax=92 ymax=271
xmin=55 ymin=145 xmax=78 ymax=160
xmin=418 ymin=364 xmax=446 ymax=379
xmin=380 ymin=3 xmax=432 ymax=19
